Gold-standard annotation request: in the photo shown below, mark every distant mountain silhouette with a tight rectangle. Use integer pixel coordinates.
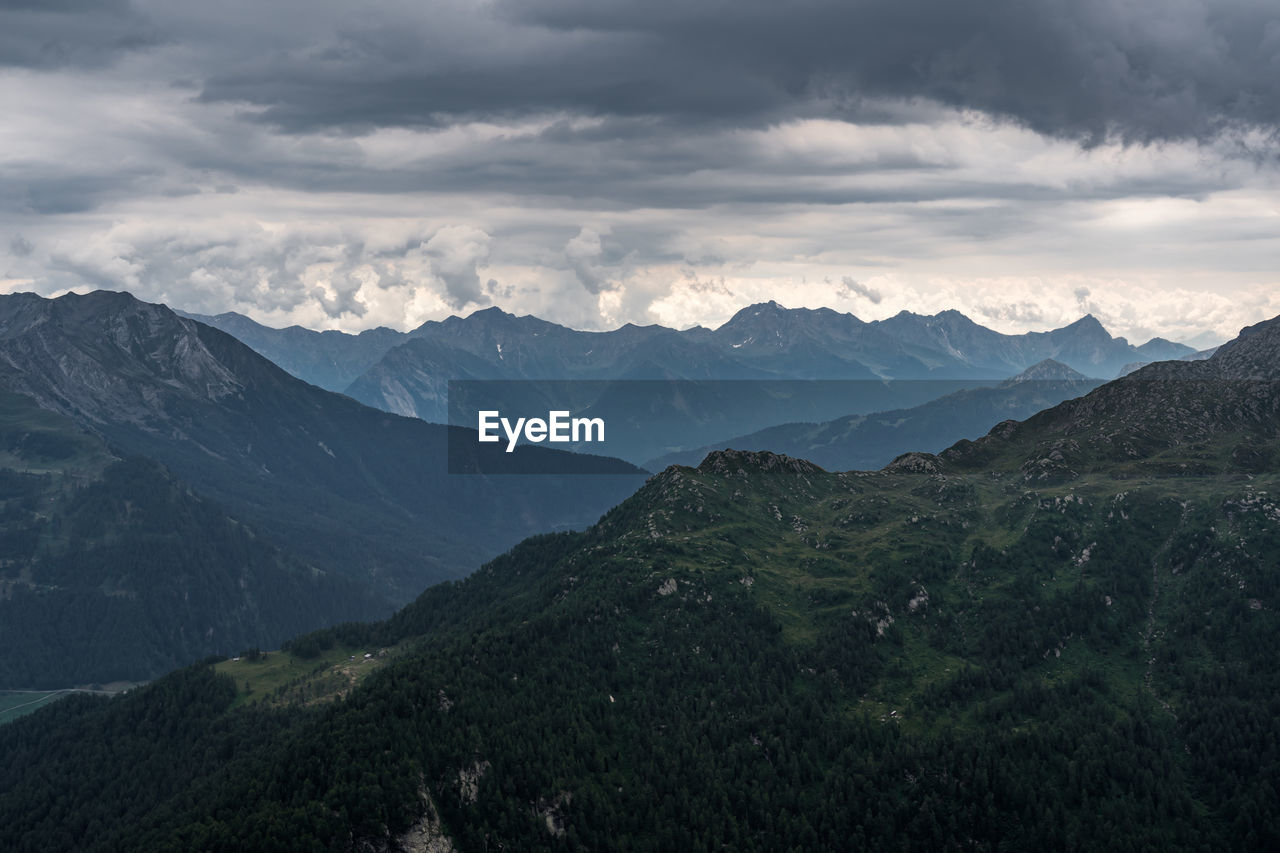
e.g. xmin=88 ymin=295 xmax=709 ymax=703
xmin=190 ymin=304 xmax=1194 ymax=417
xmin=646 ymin=359 xmax=1103 ymax=471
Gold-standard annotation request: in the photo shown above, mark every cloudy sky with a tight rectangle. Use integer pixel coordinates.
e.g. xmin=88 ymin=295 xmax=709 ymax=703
xmin=3 ymin=0 xmax=1279 ymax=347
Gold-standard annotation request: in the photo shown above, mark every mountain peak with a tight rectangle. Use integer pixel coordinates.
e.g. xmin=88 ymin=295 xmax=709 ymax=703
xmin=470 ymin=305 xmax=515 ymax=318
xmin=1063 ymin=314 xmax=1107 ymax=333
xmin=1207 ymin=313 xmax=1280 ymax=380
xmin=1 ymin=288 xmax=148 ymax=336
xmin=884 ymin=451 xmax=943 ymax=474
xmin=695 ymin=448 xmax=823 ymax=476
xmin=445 ymin=305 xmax=516 ymax=326
xmin=730 ymin=300 xmax=788 ymax=319
xmin=1004 ymin=358 xmax=1089 ymax=384
xmin=0 ymin=289 xmax=249 ymax=424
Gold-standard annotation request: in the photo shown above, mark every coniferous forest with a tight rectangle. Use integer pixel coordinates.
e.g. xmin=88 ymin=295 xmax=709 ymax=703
xmin=2 ymin=307 xmax=1280 ymax=850
xmin=3 ymin=425 xmax=1279 ymax=850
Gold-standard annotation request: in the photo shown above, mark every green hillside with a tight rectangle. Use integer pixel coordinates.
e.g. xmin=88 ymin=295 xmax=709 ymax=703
xmin=2 ymin=443 xmax=1276 ymax=849
xmin=0 ymin=317 xmax=1277 ymax=850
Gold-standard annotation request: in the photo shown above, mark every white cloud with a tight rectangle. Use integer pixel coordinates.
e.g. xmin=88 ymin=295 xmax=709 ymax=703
xmin=423 ymin=225 xmax=492 ymax=310
xmin=563 ymin=226 xmax=617 ymax=295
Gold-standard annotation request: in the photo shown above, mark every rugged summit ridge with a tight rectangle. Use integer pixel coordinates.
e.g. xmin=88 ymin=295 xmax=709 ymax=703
xmin=941 ymin=314 xmax=1280 ymax=479
xmin=0 ymin=292 xmax=243 ymax=427
xmin=1205 ymin=313 xmax=1280 ymax=380
xmin=0 ymin=290 xmax=646 ymax=604
xmin=696 ymin=448 xmax=825 ymax=476
xmin=192 ymin=301 xmax=1196 ymax=413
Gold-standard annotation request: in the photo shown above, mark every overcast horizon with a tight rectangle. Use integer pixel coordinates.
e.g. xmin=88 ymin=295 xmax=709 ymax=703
xmin=3 ymin=0 xmax=1279 ymax=348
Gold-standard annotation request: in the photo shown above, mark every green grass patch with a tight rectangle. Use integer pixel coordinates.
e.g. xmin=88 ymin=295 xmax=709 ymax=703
xmin=0 ymin=691 xmax=67 ymax=725
xmin=216 ymin=644 xmax=399 ymax=710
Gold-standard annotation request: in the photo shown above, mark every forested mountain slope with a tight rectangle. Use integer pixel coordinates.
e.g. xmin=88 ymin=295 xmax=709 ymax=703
xmin=0 ymin=315 xmax=1274 ymax=851
xmin=0 ymin=390 xmax=385 ymax=688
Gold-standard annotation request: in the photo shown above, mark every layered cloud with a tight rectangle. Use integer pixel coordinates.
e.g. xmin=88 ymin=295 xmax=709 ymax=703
xmin=1 ymin=0 xmax=1278 ymax=343
xmin=178 ymin=0 xmax=1280 ymax=145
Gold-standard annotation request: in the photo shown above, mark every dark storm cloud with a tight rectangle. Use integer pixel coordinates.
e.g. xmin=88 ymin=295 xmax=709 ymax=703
xmin=0 ymin=0 xmax=160 ymax=68
xmin=192 ymin=0 xmax=1280 ymax=144
xmin=5 ymin=0 xmax=1270 ymax=222
xmin=0 ymin=168 xmax=161 ymax=214
xmin=141 ymin=108 xmax=1233 ymax=213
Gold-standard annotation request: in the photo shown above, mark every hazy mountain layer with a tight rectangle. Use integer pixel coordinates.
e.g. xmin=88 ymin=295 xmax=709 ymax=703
xmin=190 ymin=303 xmax=1192 ymax=420
xmin=0 ymin=291 xmax=646 ymax=604
xmin=0 ymin=390 xmax=385 ymax=689
xmin=344 ymin=303 xmax=1192 ymax=424
xmin=646 ymin=359 xmax=1103 ymax=471
xmin=178 ymin=310 xmax=411 ymax=392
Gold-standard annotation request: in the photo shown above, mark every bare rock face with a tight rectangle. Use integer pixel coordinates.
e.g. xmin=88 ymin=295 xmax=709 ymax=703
xmin=389 ymin=783 xmax=456 ymax=853
xmin=884 ymin=451 xmax=942 ymax=475
xmin=0 ymin=290 xmax=243 ymax=432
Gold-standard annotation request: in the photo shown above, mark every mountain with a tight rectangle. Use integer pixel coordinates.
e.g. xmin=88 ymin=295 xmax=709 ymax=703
xmin=939 ymin=313 xmax=1280 ymax=481
xmin=178 ymin=310 xmax=410 ymax=392
xmin=0 ymin=390 xmax=385 ymax=689
xmin=0 ymin=291 xmax=646 ymax=604
xmin=343 ymin=308 xmax=774 ymax=424
xmin=1117 ymin=344 xmax=1220 ymax=377
xmin=195 ymin=303 xmax=1192 ymax=465
xmin=873 ymin=310 xmax=1195 ymax=378
xmin=335 ymin=304 xmax=1191 ymax=465
xmin=194 ymin=303 xmax=1192 ymax=409
xmin=2 ymin=315 xmax=1275 ymax=850
xmin=693 ymin=301 xmax=923 ymax=378
xmin=646 ymin=359 xmax=1103 ymax=471
xmin=342 ymin=305 xmax=981 ymax=462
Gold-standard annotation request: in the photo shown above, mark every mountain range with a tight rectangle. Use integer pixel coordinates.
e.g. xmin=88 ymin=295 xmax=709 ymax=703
xmin=191 ymin=302 xmax=1195 ymax=465
xmin=0 ymin=291 xmax=646 ymax=686
xmin=646 ymin=358 xmax=1104 ymax=471
xmin=2 ymin=310 xmax=1274 ymax=850
xmin=188 ymin=303 xmax=1196 ymax=425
